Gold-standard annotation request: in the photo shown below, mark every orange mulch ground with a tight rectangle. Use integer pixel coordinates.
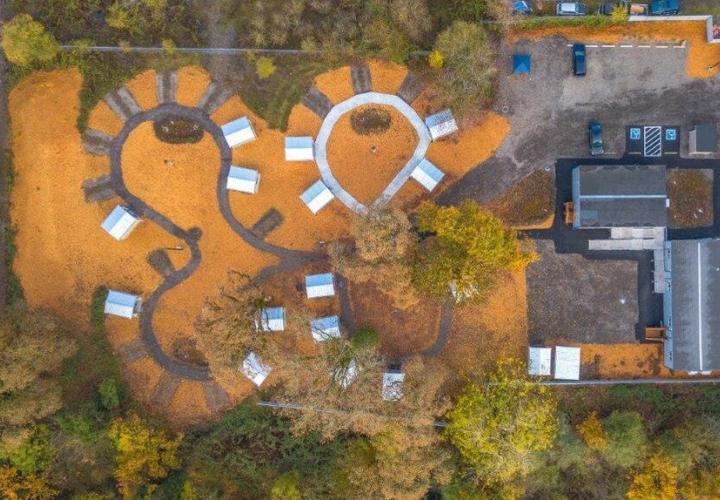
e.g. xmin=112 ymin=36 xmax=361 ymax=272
xmin=411 ymin=85 xmax=448 ymax=118
xmin=349 ymin=281 xmax=442 ymax=359
xmin=512 ymin=20 xmax=720 ymax=78
xmin=166 ymin=381 xmax=212 ymax=428
xmin=313 ymin=65 xmax=355 ymax=104
xmin=124 ymin=69 xmax=158 ymax=111
xmin=286 ymin=103 xmax=323 ymax=137
xmin=368 ymin=59 xmax=408 ymax=94
xmin=440 ymin=271 xmax=528 ymax=384
xmin=174 ymin=66 xmax=212 ymax=108
xmin=87 ymin=100 xmax=124 ymax=135
xmin=215 ymin=96 xmax=352 ymax=252
xmin=327 ymin=105 xmax=419 ymax=205
xmin=9 ymin=70 xmax=180 ymax=329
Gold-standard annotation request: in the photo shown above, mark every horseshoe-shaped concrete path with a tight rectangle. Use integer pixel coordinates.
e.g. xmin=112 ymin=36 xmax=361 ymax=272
xmin=314 ymin=92 xmax=432 ymax=214
xmin=109 ymin=103 xmax=322 ymax=381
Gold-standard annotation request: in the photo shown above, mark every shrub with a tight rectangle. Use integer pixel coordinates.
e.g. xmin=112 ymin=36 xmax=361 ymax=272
xmin=352 ymin=327 xmax=380 ymax=351
xmin=98 ymin=378 xmax=121 ymax=411
xmin=428 ymin=50 xmax=444 ymax=69
xmin=1 ymin=14 xmax=59 ymax=67
xmin=255 ymin=56 xmax=278 ymax=80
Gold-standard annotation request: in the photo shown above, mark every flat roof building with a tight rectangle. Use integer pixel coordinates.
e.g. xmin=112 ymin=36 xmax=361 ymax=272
xmin=663 ymin=239 xmax=720 ymax=373
xmin=221 ymin=116 xmax=256 ymax=148
xmin=528 ymin=346 xmax=552 ymax=376
xmin=425 ymin=109 xmax=458 ymax=141
xmin=300 ymin=180 xmax=335 ymax=214
xmin=410 ymin=159 xmax=445 ymax=192
xmin=572 ymin=164 xmax=667 ymax=228
xmin=285 ymin=137 xmax=315 ymax=162
xmin=311 ymin=315 xmax=341 ymax=341
xmin=256 ymin=307 xmax=286 ymax=332
xmin=101 ymin=205 xmax=141 ymax=241
xmin=104 ymin=290 xmax=142 ymax=319
xmin=689 ymin=124 xmax=717 ymax=155
xmin=305 ymin=273 xmax=335 ymax=299
xmin=554 ymin=346 xmax=581 ymax=380
xmin=226 ymin=166 xmax=260 ymax=194
xmin=241 ymin=351 xmax=271 ymax=386
xmin=382 ymin=369 xmax=405 ymax=401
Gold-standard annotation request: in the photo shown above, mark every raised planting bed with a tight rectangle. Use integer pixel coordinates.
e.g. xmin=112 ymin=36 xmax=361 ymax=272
xmin=153 ymin=116 xmax=204 ymax=144
xmin=350 ymin=106 xmax=392 ymax=135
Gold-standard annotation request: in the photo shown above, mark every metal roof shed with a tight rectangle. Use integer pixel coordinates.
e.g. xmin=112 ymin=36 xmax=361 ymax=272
xmin=382 ymin=369 xmax=405 ymax=401
xmin=512 ymin=54 xmax=531 ymax=74
xmin=554 ymin=346 xmax=581 ymax=380
xmin=424 ymin=109 xmax=458 ymax=141
xmin=311 ymin=315 xmax=341 ymax=341
xmin=221 ymin=116 xmax=256 ymax=148
xmin=101 ymin=205 xmax=141 ymax=241
xmin=528 ymin=346 xmax=552 ymax=376
xmin=104 ymin=290 xmax=142 ymax=319
xmin=226 ymin=166 xmax=260 ymax=194
xmin=241 ymin=351 xmax=271 ymax=386
xmin=300 ymin=180 xmax=335 ymax=214
xmin=256 ymin=307 xmax=286 ymax=332
xmin=285 ymin=137 xmax=315 ymax=161
xmin=305 ymin=273 xmax=335 ymax=298
xmin=689 ymin=124 xmax=717 ymax=154
xmin=410 ymin=159 xmax=445 ymax=191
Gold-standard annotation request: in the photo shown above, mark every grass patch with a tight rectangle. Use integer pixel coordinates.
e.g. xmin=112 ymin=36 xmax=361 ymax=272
xmin=513 ymin=15 xmax=621 ymax=31
xmin=60 ymin=287 xmax=129 ymax=408
xmin=350 ymin=107 xmax=392 ymax=135
xmin=667 ymin=169 xmax=713 ymax=228
xmin=2 ymin=151 xmax=23 ymax=305
xmin=238 ymin=55 xmax=332 ymax=131
xmin=485 ymin=170 xmax=555 ymax=227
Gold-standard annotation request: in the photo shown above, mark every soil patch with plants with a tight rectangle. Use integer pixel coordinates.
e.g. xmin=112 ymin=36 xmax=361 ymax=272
xmin=667 ymin=169 xmax=713 ymax=228
xmin=153 ymin=116 xmax=205 ymax=144
xmin=350 ymin=106 xmax=392 ymax=135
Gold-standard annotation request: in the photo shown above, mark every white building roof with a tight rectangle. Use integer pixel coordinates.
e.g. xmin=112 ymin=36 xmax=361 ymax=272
xmin=221 ymin=116 xmax=257 ymax=148
xmin=256 ymin=307 xmax=285 ymax=332
xmin=335 ymin=358 xmax=358 ymax=389
xmin=101 ymin=205 xmax=141 ymax=241
xmin=300 ymin=180 xmax=335 ymax=214
xmin=241 ymin=351 xmax=271 ymax=386
xmin=554 ymin=346 xmax=581 ymax=381
xmin=382 ymin=370 xmax=405 ymax=401
xmin=311 ymin=315 xmax=341 ymax=341
xmin=285 ymin=137 xmax=315 ymax=162
xmin=104 ymin=290 xmax=141 ymax=319
xmin=410 ymin=158 xmax=445 ymax=191
xmin=425 ymin=109 xmax=459 ymax=141
xmin=226 ymin=166 xmax=260 ymax=194
xmin=528 ymin=347 xmax=552 ymax=376
xmin=305 ymin=273 xmax=335 ymax=298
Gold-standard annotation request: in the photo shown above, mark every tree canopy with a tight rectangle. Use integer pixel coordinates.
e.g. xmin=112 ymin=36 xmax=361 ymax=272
xmin=412 ymin=200 xmax=536 ymax=302
xmin=1 ymin=15 xmax=59 ymax=67
xmin=444 ymin=360 xmax=558 ymax=484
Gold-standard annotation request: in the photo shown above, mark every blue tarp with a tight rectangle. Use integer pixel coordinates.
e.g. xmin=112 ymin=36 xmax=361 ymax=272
xmin=513 ymin=0 xmax=531 ymax=13
xmin=512 ymin=54 xmax=531 ymax=74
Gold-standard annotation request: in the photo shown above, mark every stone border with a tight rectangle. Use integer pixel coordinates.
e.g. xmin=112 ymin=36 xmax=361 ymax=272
xmin=314 ymin=92 xmax=432 ymax=214
xmin=628 ymin=15 xmax=719 ymax=44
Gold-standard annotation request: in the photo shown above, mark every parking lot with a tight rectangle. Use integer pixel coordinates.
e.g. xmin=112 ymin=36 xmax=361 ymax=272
xmin=440 ymin=34 xmax=720 ymax=205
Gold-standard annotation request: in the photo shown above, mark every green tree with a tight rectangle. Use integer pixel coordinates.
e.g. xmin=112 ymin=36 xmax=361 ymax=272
xmin=412 ymin=200 xmax=535 ymax=301
xmin=601 ymin=411 xmax=648 ymax=469
xmin=270 ymin=471 xmax=301 ymax=499
xmin=444 ymin=359 xmax=558 ymax=484
xmin=107 ymin=413 xmax=182 ymax=498
xmin=2 ymin=425 xmax=55 ymax=476
xmin=1 ymin=14 xmax=60 ymax=67
xmin=98 ymin=378 xmax=121 ymax=411
xmin=432 ymin=21 xmax=496 ymax=113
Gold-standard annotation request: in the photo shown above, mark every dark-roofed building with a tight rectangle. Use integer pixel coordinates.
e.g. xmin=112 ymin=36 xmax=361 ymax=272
xmin=663 ymin=239 xmax=720 ymax=373
xmin=689 ymin=124 xmax=717 ymax=155
xmin=572 ymin=164 xmax=667 ymax=228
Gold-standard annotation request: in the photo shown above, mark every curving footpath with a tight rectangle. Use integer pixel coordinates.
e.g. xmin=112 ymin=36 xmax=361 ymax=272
xmin=314 ymin=92 xmax=432 ymax=214
xmin=108 ymin=103 xmax=322 ymax=381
